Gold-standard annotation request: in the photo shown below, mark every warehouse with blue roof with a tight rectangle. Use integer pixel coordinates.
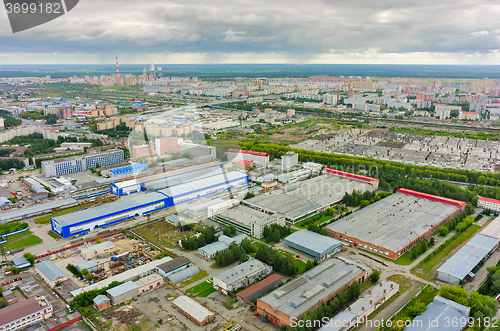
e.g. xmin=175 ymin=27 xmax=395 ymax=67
xmin=51 ymin=171 xmax=248 ymax=238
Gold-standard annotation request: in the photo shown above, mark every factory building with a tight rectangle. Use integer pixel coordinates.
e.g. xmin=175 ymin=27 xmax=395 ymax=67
xmin=155 ymin=256 xmax=192 ymax=278
xmin=198 ymin=241 xmax=229 ymax=259
xmin=167 ymin=266 xmax=200 ymax=284
xmin=0 ymin=297 xmax=53 ymax=331
xmin=214 ymin=205 xmax=286 ymax=238
xmin=437 ymin=216 xmax=500 ymax=285
xmin=185 ymin=198 xmax=224 ymax=219
xmin=236 ymin=274 xmax=283 ymax=304
xmin=405 ymin=296 xmax=470 ymax=331
xmin=284 ymin=230 xmax=345 ymax=261
xmin=478 ymin=196 xmax=500 ymax=213
xmin=244 ymin=173 xmax=373 ymax=223
xmin=172 ymin=296 xmax=215 ymax=326
xmin=71 ymin=256 xmax=173 ymax=297
xmin=257 ymin=257 xmax=370 ymax=327
xmin=213 ymin=259 xmax=273 ymax=294
xmin=326 ymin=189 xmax=466 ymax=260
xmin=51 ymin=171 xmax=248 ymax=238
xmin=227 ymin=148 xmax=269 ymax=168
xmin=277 ymin=169 xmax=311 ymax=184
xmin=207 ymin=199 xmax=240 ymax=218
xmin=109 ymin=161 xmax=223 ymax=196
xmin=41 ymin=149 xmax=124 ymax=177
xmin=323 ymin=168 xmax=380 ymax=190
xmin=35 ymin=260 xmax=67 ymax=288
xmin=136 ymin=274 xmax=164 ymax=294
xmin=76 ymin=260 xmax=99 ymax=274
xmin=106 ymin=281 xmax=140 ymax=305
xmin=80 ymin=241 xmax=116 ymax=260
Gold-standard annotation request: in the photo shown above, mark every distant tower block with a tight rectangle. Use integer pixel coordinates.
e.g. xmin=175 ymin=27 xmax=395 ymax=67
xmin=157 ymin=67 xmax=163 ymax=77
xmin=116 ymin=56 xmax=119 ymax=77
xmin=149 ymin=64 xmax=155 ymax=78
xmin=143 ymin=67 xmax=147 ymax=77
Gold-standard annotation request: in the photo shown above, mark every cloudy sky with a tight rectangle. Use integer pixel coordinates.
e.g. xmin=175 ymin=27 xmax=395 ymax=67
xmin=1 ymin=0 xmax=500 ymax=64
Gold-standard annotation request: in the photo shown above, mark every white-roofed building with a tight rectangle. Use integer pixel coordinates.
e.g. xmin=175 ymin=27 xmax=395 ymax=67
xmin=172 ymin=296 xmax=215 ymax=325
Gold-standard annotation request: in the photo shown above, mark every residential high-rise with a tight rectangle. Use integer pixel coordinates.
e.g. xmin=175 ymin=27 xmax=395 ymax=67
xmin=155 ymin=137 xmax=179 ymax=156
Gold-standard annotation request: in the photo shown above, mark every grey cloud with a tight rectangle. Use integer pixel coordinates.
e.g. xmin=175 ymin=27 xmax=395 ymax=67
xmin=0 ymin=0 xmax=499 ymax=62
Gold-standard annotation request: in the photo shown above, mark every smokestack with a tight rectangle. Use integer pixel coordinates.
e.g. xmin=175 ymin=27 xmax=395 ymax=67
xmin=116 ymin=56 xmax=119 ymax=78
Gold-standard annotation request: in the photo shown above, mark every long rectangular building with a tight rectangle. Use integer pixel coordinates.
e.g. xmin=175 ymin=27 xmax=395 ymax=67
xmin=325 ymin=189 xmax=465 ymax=260
xmin=284 ymin=230 xmax=345 ymax=261
xmin=214 ymin=205 xmax=286 ymax=238
xmin=257 ymin=257 xmax=370 ymax=327
xmin=244 ymin=174 xmax=373 ymax=223
xmin=0 ymin=297 xmax=53 ymax=331
xmin=227 ymin=148 xmax=269 ymax=168
xmin=51 ymin=171 xmax=248 ymax=238
xmin=213 ymin=259 xmax=273 ymax=294
xmin=41 ymin=149 xmax=124 ymax=177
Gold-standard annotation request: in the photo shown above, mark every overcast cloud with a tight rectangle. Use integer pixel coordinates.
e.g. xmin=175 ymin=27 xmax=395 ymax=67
xmin=1 ymin=0 xmax=500 ymax=64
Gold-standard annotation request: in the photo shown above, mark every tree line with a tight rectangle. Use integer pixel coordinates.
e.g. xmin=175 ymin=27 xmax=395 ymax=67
xmin=262 ymin=224 xmax=293 ymax=243
xmin=254 ymin=244 xmax=298 ymax=276
xmin=0 ymin=222 xmax=28 ymax=236
xmin=214 ymin=240 xmax=253 ymax=267
xmin=180 ymin=226 xmax=216 ymax=250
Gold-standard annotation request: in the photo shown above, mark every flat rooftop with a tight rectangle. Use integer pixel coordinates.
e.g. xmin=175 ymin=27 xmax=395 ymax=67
xmin=437 ymin=233 xmax=498 ymax=281
xmin=326 ymin=191 xmax=462 ymax=252
xmin=284 ymin=230 xmax=345 ymax=255
xmin=245 ymin=174 xmax=372 ymax=221
xmin=215 ymin=259 xmax=270 ymax=285
xmin=216 ymin=205 xmax=285 ymax=227
xmin=258 ymin=257 xmax=369 ymax=319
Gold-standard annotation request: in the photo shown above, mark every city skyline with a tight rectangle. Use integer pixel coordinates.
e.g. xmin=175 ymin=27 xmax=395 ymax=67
xmin=0 ymin=0 xmax=500 ymax=64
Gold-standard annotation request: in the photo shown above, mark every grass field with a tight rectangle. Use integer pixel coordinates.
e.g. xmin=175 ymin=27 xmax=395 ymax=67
xmin=177 ymin=269 xmax=208 ymax=288
xmin=411 ymin=225 xmax=481 ymax=281
xmin=295 ymin=211 xmax=333 ymax=229
xmin=3 ymin=230 xmax=43 ymax=251
xmin=47 ymin=230 xmax=59 ymax=240
xmin=185 ymin=278 xmax=213 ymax=296
xmin=34 ymin=203 xmax=94 ymax=224
xmin=134 ymin=220 xmax=194 ymax=249
xmin=392 ymin=285 xmax=438 ymax=321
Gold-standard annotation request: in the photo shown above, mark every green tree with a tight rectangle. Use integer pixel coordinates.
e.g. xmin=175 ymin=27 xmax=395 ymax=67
xmin=23 ymin=252 xmax=34 ymax=264
xmin=359 ymin=200 xmax=371 ymax=208
xmin=370 ymin=270 xmax=381 ymax=283
xmin=0 ymin=298 xmax=8 ymax=308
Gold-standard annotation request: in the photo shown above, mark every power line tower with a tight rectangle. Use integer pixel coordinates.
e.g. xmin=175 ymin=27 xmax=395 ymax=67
xmin=0 ymin=245 xmax=7 ymax=262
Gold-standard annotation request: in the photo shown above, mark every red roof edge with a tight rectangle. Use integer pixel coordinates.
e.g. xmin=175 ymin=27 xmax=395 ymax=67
xmin=324 ymin=168 xmax=379 ymax=182
xmin=396 ymin=188 xmax=466 ymax=208
xmin=479 ymin=196 xmax=500 ymax=204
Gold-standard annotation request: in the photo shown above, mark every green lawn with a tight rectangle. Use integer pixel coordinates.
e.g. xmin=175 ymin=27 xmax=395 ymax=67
xmin=392 ymin=285 xmax=439 ymax=321
xmin=294 ymin=259 xmax=306 ymax=274
xmin=412 ymin=225 xmax=481 ymax=281
xmin=177 ymin=270 xmax=208 ymax=288
xmin=3 ymin=231 xmax=43 ymax=251
xmin=47 ymin=230 xmax=59 ymax=240
xmin=185 ymin=278 xmax=213 ymax=295
xmin=295 ymin=211 xmax=333 ymax=229
xmin=198 ymin=288 xmax=217 ymax=297
xmin=34 ymin=203 xmax=94 ymax=224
